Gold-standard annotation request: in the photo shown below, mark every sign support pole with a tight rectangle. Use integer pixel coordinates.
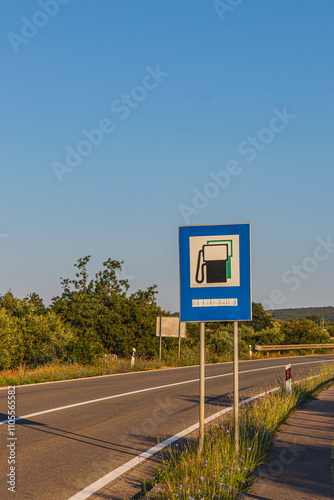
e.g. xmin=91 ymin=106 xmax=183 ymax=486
xmin=179 ymin=224 xmax=251 ymax=457
xmin=198 ymin=322 xmax=205 ymax=454
xmin=159 ymin=317 xmax=162 ymax=364
xmin=178 ymin=323 xmax=181 ymax=361
xmin=233 ymin=320 xmax=239 ymax=454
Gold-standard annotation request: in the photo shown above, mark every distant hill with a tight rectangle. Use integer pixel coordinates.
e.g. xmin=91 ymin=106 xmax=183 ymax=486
xmin=269 ymin=306 xmax=334 ymax=322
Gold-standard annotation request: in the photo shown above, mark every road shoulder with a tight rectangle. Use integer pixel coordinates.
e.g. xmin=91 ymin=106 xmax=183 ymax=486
xmin=245 ymin=385 xmax=334 ymax=500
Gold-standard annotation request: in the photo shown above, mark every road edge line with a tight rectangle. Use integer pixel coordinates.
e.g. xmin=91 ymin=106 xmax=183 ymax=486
xmin=67 ymin=386 xmax=286 ymax=499
xmin=68 ymin=371 xmax=328 ymax=500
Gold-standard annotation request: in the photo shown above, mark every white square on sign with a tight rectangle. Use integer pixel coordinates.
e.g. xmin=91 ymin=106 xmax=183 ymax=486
xmin=189 ymin=235 xmax=240 ymax=288
xmin=203 ymin=244 xmax=228 ymax=261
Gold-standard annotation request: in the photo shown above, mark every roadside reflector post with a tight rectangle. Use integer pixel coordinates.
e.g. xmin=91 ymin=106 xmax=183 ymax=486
xmin=233 ymin=321 xmax=239 ymax=454
xmin=286 ymin=364 xmax=292 ymax=394
xmin=131 ymin=347 xmax=136 ymax=368
xmin=249 ymin=344 xmax=252 ymax=359
xmin=198 ymin=321 xmax=205 ymax=454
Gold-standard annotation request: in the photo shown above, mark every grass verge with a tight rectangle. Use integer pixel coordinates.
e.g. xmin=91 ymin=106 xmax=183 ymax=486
xmin=0 ymin=357 xmax=161 ymax=386
xmin=148 ymin=363 xmax=334 ymax=500
xmin=0 ymin=350 xmax=332 ymax=387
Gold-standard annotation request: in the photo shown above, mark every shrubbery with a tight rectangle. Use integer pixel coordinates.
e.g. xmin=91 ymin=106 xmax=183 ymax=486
xmin=0 ymin=256 xmax=167 ymax=368
xmin=0 ymin=297 xmax=73 ymax=369
xmin=197 ymin=304 xmax=332 ymax=360
xmin=0 ymin=261 xmax=333 ymax=370
xmin=51 ymin=257 xmax=167 ymax=362
xmin=0 ymin=309 xmax=21 ymax=369
xmin=281 ymin=318 xmax=330 ymax=344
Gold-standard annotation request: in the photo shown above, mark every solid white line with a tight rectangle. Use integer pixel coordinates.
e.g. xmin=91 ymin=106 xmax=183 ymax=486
xmin=1 ymin=354 xmax=332 ymax=391
xmin=0 ymin=359 xmax=331 ymax=425
xmin=66 ymin=400 xmax=256 ymax=500
xmin=0 ymin=363 xmax=200 ymax=390
xmin=68 ymin=373 xmax=323 ymax=500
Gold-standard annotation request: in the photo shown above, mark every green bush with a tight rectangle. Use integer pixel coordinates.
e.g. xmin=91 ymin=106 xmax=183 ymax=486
xmin=67 ymin=327 xmax=105 ymax=364
xmin=282 ymin=318 xmax=330 ymax=344
xmin=0 ymin=293 xmax=74 ymax=368
xmin=207 ymin=325 xmax=234 ymax=356
xmin=250 ymin=320 xmax=285 ymax=346
xmin=206 ymin=324 xmax=250 ymax=358
xmin=0 ymin=310 xmax=23 ymax=369
xmin=21 ymin=311 xmax=74 ymax=366
xmin=51 ymin=257 xmax=167 ymax=358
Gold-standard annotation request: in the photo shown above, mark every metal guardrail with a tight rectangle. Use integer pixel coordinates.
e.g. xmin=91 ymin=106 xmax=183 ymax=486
xmin=254 ymin=343 xmax=334 ymax=351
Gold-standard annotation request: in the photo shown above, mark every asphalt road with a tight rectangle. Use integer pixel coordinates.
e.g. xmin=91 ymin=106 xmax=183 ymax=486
xmin=1 ymin=354 xmax=334 ymax=500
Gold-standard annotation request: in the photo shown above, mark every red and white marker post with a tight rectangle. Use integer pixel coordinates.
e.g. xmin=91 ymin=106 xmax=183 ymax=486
xmin=285 ymin=364 xmax=292 ymax=394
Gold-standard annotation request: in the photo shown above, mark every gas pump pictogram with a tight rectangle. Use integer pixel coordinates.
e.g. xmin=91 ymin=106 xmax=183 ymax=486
xmin=195 ymin=243 xmax=230 ymax=284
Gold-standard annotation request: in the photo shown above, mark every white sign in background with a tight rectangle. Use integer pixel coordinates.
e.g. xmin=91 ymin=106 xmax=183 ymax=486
xmin=189 ymin=234 xmax=240 ymax=288
xmin=156 ymin=317 xmax=187 ymax=338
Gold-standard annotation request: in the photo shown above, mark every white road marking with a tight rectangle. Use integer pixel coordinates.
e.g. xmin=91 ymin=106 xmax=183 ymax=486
xmin=1 ymin=354 xmax=331 ymax=391
xmin=68 ymin=374 xmax=317 ymax=500
xmin=0 ymin=359 xmax=330 ymax=425
xmin=0 ymin=361 xmax=207 ymax=391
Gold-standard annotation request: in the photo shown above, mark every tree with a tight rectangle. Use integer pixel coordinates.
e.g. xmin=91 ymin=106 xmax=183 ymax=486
xmin=249 ymin=302 xmax=273 ymax=331
xmin=0 ymin=309 xmax=22 ymax=369
xmin=281 ymin=319 xmax=330 ymax=344
xmin=27 ymin=292 xmax=46 ymax=314
xmin=0 ymin=296 xmax=73 ymax=369
xmin=51 ymin=256 xmax=167 ymax=361
xmin=0 ymin=291 xmax=31 ymax=318
xmin=251 ymin=320 xmax=285 ymax=345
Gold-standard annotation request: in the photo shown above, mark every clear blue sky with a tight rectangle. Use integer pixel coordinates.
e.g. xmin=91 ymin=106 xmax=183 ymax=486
xmin=1 ymin=0 xmax=333 ymax=312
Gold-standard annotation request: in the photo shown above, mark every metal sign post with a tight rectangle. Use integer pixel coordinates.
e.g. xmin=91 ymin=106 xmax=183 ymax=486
xmin=199 ymin=322 xmax=205 ymax=454
xmin=178 ymin=323 xmax=181 ymax=361
xmin=159 ymin=317 xmax=162 ymax=364
xmin=233 ymin=321 xmax=239 ymax=454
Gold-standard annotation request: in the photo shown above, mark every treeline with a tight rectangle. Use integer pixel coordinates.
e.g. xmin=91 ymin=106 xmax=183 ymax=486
xmin=270 ymin=306 xmax=334 ymax=322
xmin=0 ymin=257 xmax=166 ymax=369
xmin=201 ymin=313 xmax=334 ymax=360
xmin=0 ymin=256 xmax=333 ymax=370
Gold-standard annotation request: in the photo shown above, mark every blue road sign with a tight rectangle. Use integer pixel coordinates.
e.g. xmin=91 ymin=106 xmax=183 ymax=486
xmin=179 ymin=224 xmax=252 ymax=322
